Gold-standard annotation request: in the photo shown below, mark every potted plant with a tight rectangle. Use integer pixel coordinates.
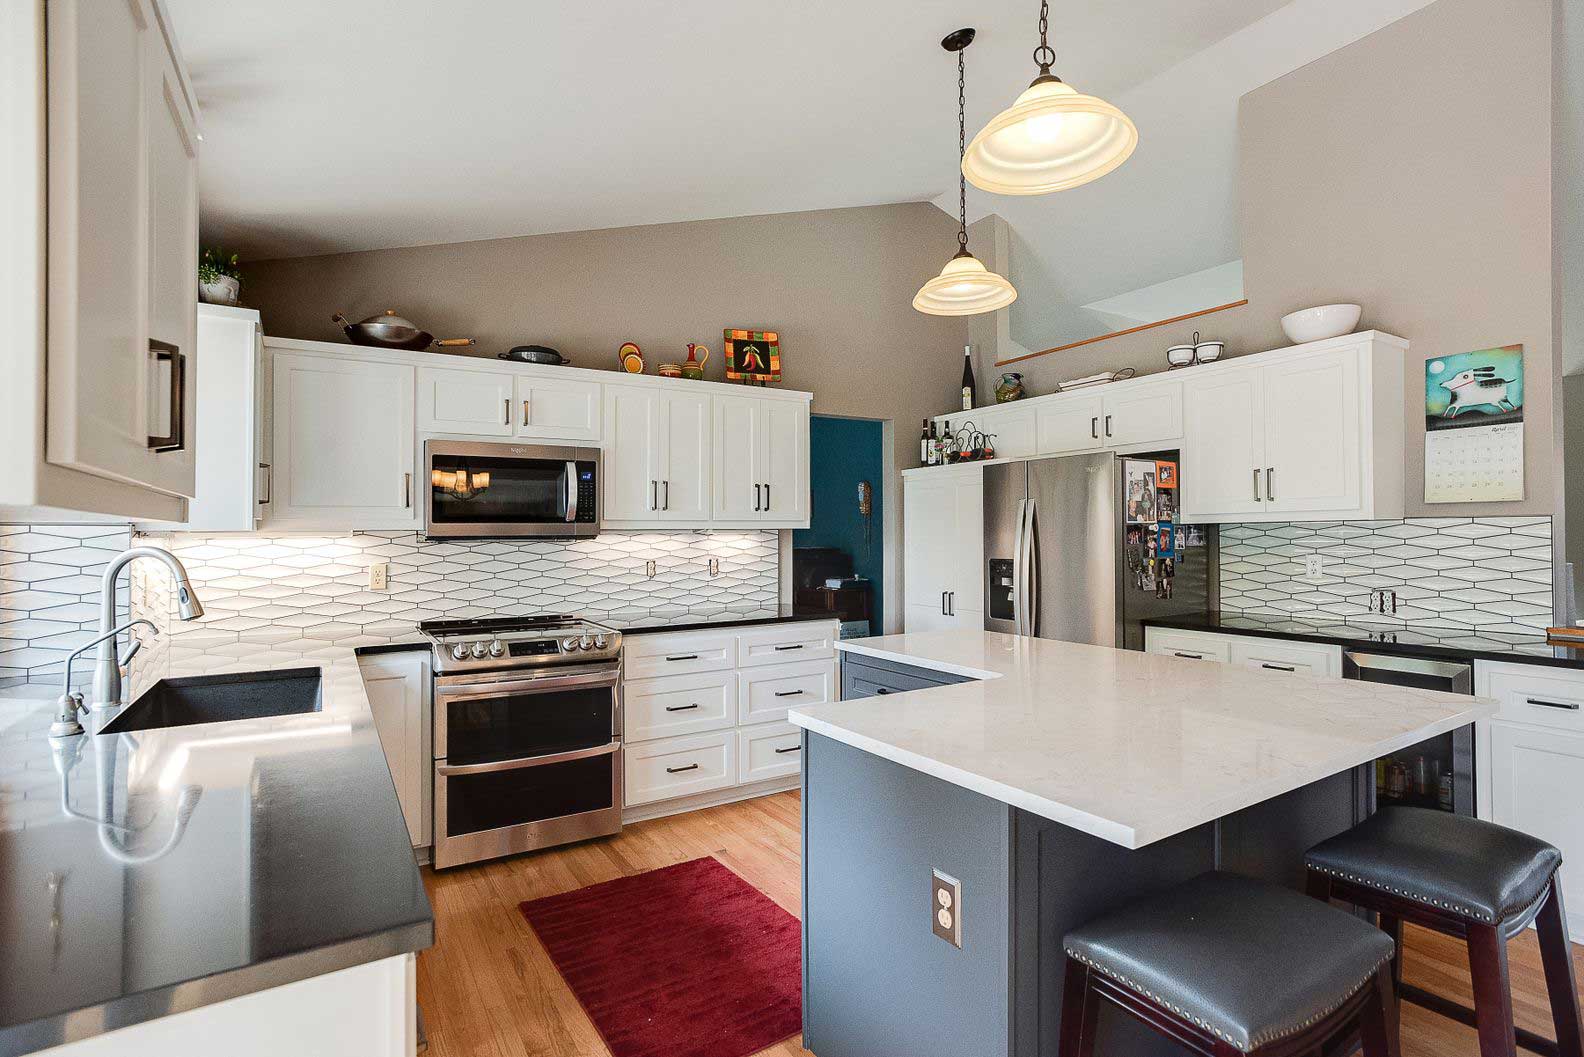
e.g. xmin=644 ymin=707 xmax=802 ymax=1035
xmin=198 ymin=248 xmax=242 ymax=306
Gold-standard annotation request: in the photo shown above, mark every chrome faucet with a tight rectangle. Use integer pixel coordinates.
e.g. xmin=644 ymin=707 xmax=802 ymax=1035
xmin=91 ymin=546 xmax=205 ymax=709
xmin=51 ymin=619 xmax=158 ymax=737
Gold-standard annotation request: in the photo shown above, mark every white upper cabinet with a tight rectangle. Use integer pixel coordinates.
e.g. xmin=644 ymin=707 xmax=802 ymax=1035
xmin=1101 ymin=379 xmax=1183 ymax=451
xmin=656 ymin=391 xmax=712 ymax=522
xmin=1035 ymin=394 xmax=1105 ymax=456
xmin=417 ymin=367 xmax=515 ymax=437
xmin=1180 ymin=332 xmax=1405 ymax=523
xmin=268 ymin=350 xmax=419 ymax=529
xmin=943 ymin=382 xmax=1181 ymax=461
xmin=40 ymin=0 xmax=200 ymax=503
xmin=714 ymin=396 xmax=810 ymax=526
xmin=516 ymin=375 xmax=602 ymax=441
xmin=603 ymin=386 xmax=714 ymax=524
xmin=181 ymin=305 xmax=264 ymax=532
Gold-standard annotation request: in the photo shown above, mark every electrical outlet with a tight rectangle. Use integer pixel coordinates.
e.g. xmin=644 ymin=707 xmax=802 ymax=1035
xmin=707 ymin=558 xmax=720 ymax=577
xmin=1303 ymin=554 xmax=1325 ymax=581
xmin=368 ymin=562 xmax=390 ymax=591
xmin=645 ymin=559 xmax=657 ymax=579
xmin=931 ymin=869 xmax=962 ymax=948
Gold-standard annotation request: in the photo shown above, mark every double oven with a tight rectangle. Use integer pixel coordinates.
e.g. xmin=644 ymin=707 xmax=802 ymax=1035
xmin=426 ymin=617 xmax=623 ymax=869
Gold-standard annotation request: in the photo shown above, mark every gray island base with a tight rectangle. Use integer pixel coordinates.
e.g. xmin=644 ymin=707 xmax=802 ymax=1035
xmin=792 ymin=631 xmax=1494 ymax=1057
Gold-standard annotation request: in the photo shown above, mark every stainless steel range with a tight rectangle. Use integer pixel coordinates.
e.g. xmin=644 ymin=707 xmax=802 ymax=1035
xmin=420 ymin=615 xmax=623 ymax=869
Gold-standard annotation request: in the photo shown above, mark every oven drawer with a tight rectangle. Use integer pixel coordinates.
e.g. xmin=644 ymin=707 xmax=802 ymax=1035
xmin=623 ymin=630 xmax=737 ymax=680
xmin=624 ymin=670 xmax=737 ymax=743
xmin=624 ymin=731 xmax=736 ymax=807
xmin=737 ymin=622 xmax=837 ymax=668
xmin=739 ymin=722 xmax=802 ymax=784
xmin=1480 ymin=662 xmax=1584 ymax=732
xmin=738 ymin=659 xmax=835 ymax=725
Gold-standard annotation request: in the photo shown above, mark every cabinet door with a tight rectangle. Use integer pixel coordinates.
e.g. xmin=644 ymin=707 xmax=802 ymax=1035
xmin=1487 ymin=722 xmax=1584 ymax=940
xmin=738 ymin=722 xmax=804 ymax=784
xmin=1035 ymin=394 xmax=1105 ymax=455
xmin=186 ymin=308 xmax=262 ymax=531
xmin=903 ymin=477 xmax=952 ymax=612
xmin=1227 ymin=637 xmax=1341 ymax=677
xmin=760 ymin=399 xmax=809 ymax=524
xmin=602 ymin=386 xmax=660 ymax=519
xmin=360 ymin=654 xmax=431 ymax=847
xmin=270 ymin=353 xmax=418 ymax=527
xmin=417 ymin=367 xmax=514 ymax=436
xmin=987 ymin=406 xmax=1036 ymax=459
xmin=904 ymin=602 xmax=953 ymax=633
xmin=1102 ymin=381 xmax=1182 ymax=450
xmin=516 ymin=375 xmax=602 ymax=441
xmin=1260 ymin=348 xmax=1361 ymax=514
xmin=1180 ymin=371 xmax=1264 ymax=519
xmin=1143 ymin=627 xmax=1232 ymax=662
xmin=655 ymin=391 xmax=711 ymax=521
xmin=947 ymin=478 xmax=985 ymax=615
xmin=714 ymin=397 xmax=760 ymax=519
xmin=46 ymin=0 xmax=198 ymax=498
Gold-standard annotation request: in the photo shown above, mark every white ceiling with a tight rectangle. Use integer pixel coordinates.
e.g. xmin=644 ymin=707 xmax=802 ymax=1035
xmin=166 ymin=0 xmax=1296 ymax=260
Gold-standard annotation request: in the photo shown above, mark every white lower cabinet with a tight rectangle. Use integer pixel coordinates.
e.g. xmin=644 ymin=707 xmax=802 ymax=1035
xmin=739 ymin=722 xmax=803 ymax=784
xmin=1143 ymin=627 xmax=1342 ymax=676
xmin=902 ymin=467 xmax=984 ymax=631
xmin=1476 ymin=660 xmax=1584 ymax=941
xmin=624 ymin=731 xmax=736 ymax=807
xmin=358 ymin=652 xmax=432 ymax=849
xmin=1143 ymin=627 xmax=1231 ymax=663
xmin=620 ymin=620 xmax=837 ymax=815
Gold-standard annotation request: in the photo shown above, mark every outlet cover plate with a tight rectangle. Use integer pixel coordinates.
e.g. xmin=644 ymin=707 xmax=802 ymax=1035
xmin=368 ymin=562 xmax=390 ymax=591
xmin=931 ymin=869 xmax=962 ymax=948
xmin=1302 ymin=555 xmax=1324 ymax=582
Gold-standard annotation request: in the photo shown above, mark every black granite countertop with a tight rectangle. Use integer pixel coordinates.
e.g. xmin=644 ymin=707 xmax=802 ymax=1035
xmin=0 ymin=646 xmax=433 ymax=1056
xmin=593 ymin=604 xmax=838 ymax=635
xmin=1144 ymin=612 xmax=1584 ymax=670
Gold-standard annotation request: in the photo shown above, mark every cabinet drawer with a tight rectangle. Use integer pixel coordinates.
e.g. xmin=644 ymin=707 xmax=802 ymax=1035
xmin=624 ymin=731 xmax=736 ymax=807
xmin=737 ymin=622 xmax=837 ymax=668
xmin=739 ymin=722 xmax=803 ymax=784
xmin=1482 ymin=663 xmax=1584 ymax=732
xmin=1228 ymin=637 xmax=1340 ymax=677
xmin=1143 ymin=627 xmax=1231 ymax=663
xmin=622 ymin=631 xmax=737 ymax=679
xmin=623 ymin=670 xmax=736 ymax=743
xmin=738 ymin=660 xmax=835 ymax=725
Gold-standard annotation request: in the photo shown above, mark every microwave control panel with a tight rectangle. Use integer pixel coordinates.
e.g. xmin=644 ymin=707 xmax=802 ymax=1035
xmin=575 ymin=464 xmax=598 ymax=522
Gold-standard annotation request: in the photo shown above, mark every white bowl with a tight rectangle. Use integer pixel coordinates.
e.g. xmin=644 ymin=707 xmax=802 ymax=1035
xmin=1281 ymin=303 xmax=1361 ymax=344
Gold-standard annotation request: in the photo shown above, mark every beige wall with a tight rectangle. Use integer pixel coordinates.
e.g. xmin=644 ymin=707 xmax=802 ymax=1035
xmin=974 ymin=0 xmax=1558 ymax=523
xmin=241 ymin=202 xmax=970 ymax=633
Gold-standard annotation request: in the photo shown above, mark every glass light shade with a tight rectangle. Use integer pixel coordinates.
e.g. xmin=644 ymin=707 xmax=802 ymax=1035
xmin=913 ymin=253 xmax=1018 ymax=316
xmin=962 ymin=79 xmax=1138 ymax=195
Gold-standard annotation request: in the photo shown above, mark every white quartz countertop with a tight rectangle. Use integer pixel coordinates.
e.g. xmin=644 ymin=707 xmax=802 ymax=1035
xmin=788 ymin=630 xmax=1495 ymax=849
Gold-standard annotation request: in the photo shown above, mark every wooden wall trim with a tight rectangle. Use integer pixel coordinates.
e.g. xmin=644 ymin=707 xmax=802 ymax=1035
xmin=994 ymin=299 xmax=1249 ymax=367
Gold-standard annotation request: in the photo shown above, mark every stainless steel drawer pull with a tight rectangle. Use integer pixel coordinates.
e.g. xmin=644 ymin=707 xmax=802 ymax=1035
xmin=774 ymin=689 xmax=805 ymax=698
xmin=1091 ymin=416 xmax=1099 ymax=439
xmin=665 ymin=654 xmax=699 ymax=662
xmin=258 ymin=462 xmax=273 ymax=504
xmin=666 ymin=763 xmax=700 ymax=774
xmin=664 ymin=703 xmax=700 ymax=712
xmin=1261 ymin=663 xmax=1297 ymax=672
xmin=1104 ymin=414 xmax=1112 ymax=437
xmin=774 ymin=745 xmax=801 ymax=755
xmin=504 ymin=397 xmax=511 ymax=425
xmin=773 ymin=644 xmax=804 ymax=652
xmin=1527 ymin=697 xmax=1582 ymax=711
xmin=874 ymin=688 xmax=893 ymax=695
xmin=1266 ymin=467 xmax=1276 ymax=502
xmin=1252 ymin=468 xmax=1262 ymax=502
xmin=147 ymin=340 xmax=186 ymax=452
xmin=1173 ymin=652 xmax=1205 ymax=659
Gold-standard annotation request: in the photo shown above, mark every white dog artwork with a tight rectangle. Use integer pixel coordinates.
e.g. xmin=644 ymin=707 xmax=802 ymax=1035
xmin=1439 ymin=366 xmax=1518 ymax=418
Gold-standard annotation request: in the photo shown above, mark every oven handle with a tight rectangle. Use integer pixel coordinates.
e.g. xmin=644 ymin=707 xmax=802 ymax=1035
xmin=436 ymin=740 xmax=620 ymax=777
xmin=435 ymin=667 xmax=620 ymax=701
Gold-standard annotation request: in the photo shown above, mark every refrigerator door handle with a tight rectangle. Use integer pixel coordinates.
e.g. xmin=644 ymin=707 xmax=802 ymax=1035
xmin=1023 ymin=500 xmax=1039 ymax=637
xmin=1011 ymin=498 xmax=1029 ymax=635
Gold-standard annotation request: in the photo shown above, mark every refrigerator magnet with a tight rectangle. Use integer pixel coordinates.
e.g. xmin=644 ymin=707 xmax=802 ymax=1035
xmin=1155 ymin=460 xmax=1178 ymax=488
xmin=1156 ymin=522 xmax=1177 ymax=557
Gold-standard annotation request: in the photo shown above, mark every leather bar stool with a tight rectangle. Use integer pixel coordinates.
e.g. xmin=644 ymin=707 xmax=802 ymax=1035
xmin=1059 ymin=872 xmax=1399 ymax=1056
xmin=1305 ymin=807 xmax=1584 ymax=1057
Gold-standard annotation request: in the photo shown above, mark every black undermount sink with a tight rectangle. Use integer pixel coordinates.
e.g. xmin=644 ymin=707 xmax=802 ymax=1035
xmin=98 ymin=668 xmax=323 ymax=734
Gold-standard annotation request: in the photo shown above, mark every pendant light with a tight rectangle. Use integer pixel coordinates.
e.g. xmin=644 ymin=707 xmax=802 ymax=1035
xmin=961 ymin=1 xmax=1138 ymax=195
xmin=914 ymin=28 xmax=1018 ymax=318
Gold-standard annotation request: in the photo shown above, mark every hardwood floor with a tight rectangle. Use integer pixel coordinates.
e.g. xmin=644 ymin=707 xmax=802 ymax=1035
xmin=417 ymin=791 xmax=1584 ymax=1057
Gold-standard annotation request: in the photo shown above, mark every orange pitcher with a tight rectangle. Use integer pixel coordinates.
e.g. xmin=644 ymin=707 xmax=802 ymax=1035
xmin=681 ymin=343 xmax=710 ymax=380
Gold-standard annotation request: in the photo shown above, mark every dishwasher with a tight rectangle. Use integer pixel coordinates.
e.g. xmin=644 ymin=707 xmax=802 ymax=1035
xmin=1342 ymin=650 xmax=1476 ymax=818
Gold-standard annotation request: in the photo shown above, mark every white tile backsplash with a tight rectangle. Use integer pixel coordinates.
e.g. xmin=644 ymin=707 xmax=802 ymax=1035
xmin=1217 ymin=517 xmax=1554 ymax=634
xmin=0 ymin=525 xmax=134 ymax=684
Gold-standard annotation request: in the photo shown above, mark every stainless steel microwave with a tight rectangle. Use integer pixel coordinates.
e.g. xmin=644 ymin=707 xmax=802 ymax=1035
xmin=423 ymin=440 xmax=600 ymax=538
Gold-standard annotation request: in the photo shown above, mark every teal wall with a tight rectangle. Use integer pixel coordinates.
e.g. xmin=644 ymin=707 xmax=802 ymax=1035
xmin=794 ymin=416 xmax=884 ymax=631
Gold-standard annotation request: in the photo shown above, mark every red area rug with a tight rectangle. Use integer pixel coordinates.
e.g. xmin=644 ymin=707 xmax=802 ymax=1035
xmin=519 ymin=856 xmax=801 ymax=1057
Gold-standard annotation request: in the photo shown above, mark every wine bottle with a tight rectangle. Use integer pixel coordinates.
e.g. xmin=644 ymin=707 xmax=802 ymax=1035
xmin=960 ymin=346 xmax=975 ymax=411
xmin=919 ymin=419 xmax=931 ymax=465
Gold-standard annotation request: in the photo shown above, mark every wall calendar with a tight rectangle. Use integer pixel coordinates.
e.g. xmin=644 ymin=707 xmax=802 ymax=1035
xmin=1423 ymin=344 xmax=1525 ymax=503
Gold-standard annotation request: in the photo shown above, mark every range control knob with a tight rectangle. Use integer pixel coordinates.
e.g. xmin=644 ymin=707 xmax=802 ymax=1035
xmin=469 ymin=641 xmax=489 ymax=659
xmin=487 ymin=640 xmax=505 ymax=658
xmin=593 ymin=633 xmax=608 ymax=649
xmin=579 ymin=632 xmax=594 ymax=651
xmin=450 ymin=644 xmax=469 ymax=661
xmin=561 ymin=637 xmax=579 ymax=652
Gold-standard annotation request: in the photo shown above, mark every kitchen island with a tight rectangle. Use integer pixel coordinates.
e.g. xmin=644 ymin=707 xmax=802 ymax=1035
xmin=787 ymin=630 xmax=1494 ymax=1057
xmin=0 ymin=643 xmax=432 ymax=1057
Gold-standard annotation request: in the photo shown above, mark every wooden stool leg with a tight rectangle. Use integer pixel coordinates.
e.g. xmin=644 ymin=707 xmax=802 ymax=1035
xmin=1379 ymin=912 xmax=1404 ymax=1041
xmin=1467 ymin=922 xmax=1518 ymax=1057
xmin=1058 ymin=956 xmax=1099 ymax=1057
xmin=1360 ymin=967 xmax=1403 ymax=1057
xmin=1536 ymin=880 xmax=1584 ymax=1057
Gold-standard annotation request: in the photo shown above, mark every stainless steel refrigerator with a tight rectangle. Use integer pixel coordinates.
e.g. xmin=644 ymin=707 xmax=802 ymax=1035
xmin=983 ymin=451 xmax=1216 ymax=650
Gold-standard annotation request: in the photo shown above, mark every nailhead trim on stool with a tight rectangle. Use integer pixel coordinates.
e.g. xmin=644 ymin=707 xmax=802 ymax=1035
xmin=1306 ymin=862 xmax=1497 ymax=923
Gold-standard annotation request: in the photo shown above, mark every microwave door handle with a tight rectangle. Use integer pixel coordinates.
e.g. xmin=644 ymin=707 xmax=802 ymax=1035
xmin=565 ymin=461 xmax=578 ymax=522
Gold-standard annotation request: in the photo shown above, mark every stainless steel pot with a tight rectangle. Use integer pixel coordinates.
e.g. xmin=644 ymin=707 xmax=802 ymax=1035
xmin=332 ymin=309 xmax=475 ymax=352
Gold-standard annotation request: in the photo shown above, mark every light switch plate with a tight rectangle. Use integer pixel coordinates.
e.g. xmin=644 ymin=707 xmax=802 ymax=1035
xmin=368 ymin=562 xmax=390 ymax=591
xmin=931 ymin=869 xmax=962 ymax=948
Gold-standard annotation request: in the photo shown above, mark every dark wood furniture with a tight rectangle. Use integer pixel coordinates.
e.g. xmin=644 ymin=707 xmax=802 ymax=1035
xmin=1306 ymin=809 xmax=1584 ymax=1057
